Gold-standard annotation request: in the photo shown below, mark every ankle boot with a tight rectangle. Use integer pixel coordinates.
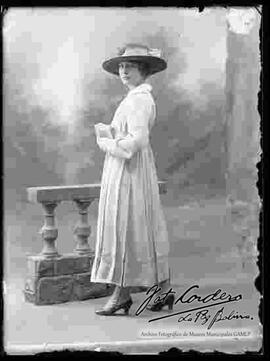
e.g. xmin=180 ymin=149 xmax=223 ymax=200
xmin=95 ymin=286 xmax=132 ymax=316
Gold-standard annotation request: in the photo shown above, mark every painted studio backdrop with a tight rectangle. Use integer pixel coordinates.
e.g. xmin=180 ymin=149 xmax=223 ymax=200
xmin=4 ymin=7 xmax=261 ymax=354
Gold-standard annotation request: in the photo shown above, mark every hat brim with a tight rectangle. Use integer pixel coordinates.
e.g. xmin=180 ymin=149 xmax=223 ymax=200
xmin=102 ymin=55 xmax=167 ymax=76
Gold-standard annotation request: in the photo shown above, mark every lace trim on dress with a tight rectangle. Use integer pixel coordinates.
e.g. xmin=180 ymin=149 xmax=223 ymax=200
xmin=127 ymin=83 xmax=152 ymax=96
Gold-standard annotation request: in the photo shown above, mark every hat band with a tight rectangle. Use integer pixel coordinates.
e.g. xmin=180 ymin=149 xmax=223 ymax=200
xmin=121 ymin=47 xmax=162 ymax=58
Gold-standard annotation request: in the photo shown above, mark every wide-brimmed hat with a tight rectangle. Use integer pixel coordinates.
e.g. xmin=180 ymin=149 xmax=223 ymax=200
xmin=102 ymin=44 xmax=167 ymax=76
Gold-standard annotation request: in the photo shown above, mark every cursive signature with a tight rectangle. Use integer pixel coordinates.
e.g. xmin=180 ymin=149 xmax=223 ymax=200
xmin=135 ymin=284 xmax=245 ymax=325
xmin=176 ymin=306 xmax=253 ymax=329
xmin=135 ymin=285 xmax=176 ymax=316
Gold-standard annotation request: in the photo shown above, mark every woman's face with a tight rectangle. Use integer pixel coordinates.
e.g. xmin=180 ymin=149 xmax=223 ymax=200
xmin=119 ymin=61 xmax=145 ymax=89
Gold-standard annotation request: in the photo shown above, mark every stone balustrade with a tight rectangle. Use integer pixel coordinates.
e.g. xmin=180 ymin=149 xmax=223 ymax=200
xmin=24 ymin=182 xmax=167 ymax=305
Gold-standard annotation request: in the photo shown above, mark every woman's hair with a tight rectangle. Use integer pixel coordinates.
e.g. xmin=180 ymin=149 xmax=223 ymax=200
xmin=134 ymin=61 xmax=151 ymax=79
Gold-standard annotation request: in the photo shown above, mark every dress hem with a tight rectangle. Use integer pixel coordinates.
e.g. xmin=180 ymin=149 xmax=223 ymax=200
xmin=90 ymin=277 xmax=170 ymax=288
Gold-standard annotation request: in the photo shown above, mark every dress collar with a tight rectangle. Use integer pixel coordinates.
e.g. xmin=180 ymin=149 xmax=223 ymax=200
xmin=127 ymin=83 xmax=152 ymax=96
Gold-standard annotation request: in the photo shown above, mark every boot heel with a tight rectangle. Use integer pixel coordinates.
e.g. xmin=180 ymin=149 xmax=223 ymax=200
xmin=167 ymin=294 xmax=174 ymax=310
xmin=168 ymin=302 xmax=173 ymax=311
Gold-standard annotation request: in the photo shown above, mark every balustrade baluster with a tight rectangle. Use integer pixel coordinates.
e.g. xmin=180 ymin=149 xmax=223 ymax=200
xmin=39 ymin=201 xmax=60 ymax=258
xmin=73 ymin=199 xmax=92 ymax=255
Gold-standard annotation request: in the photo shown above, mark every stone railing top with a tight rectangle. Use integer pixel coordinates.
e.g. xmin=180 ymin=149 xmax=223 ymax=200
xmin=27 ymin=181 xmax=167 ymax=203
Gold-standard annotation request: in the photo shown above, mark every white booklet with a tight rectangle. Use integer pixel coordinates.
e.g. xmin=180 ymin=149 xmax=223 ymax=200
xmin=94 ymin=123 xmax=113 ymax=139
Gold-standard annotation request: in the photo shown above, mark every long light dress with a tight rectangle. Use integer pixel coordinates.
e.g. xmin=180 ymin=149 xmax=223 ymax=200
xmin=90 ymin=83 xmax=170 ymax=287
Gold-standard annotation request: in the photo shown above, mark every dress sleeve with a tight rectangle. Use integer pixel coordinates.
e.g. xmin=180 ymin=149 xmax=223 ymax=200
xmin=97 ymin=137 xmax=132 ymax=158
xmin=114 ymin=94 xmax=153 ymax=158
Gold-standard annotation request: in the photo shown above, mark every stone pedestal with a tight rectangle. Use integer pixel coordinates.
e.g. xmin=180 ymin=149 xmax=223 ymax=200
xmin=24 ymin=254 xmax=114 ymax=305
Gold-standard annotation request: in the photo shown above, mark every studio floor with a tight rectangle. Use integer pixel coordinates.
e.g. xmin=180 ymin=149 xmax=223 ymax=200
xmin=4 ymin=198 xmax=262 ymax=354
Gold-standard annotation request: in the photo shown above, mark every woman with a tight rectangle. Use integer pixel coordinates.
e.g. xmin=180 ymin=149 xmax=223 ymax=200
xmin=91 ymin=44 xmax=174 ymax=315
